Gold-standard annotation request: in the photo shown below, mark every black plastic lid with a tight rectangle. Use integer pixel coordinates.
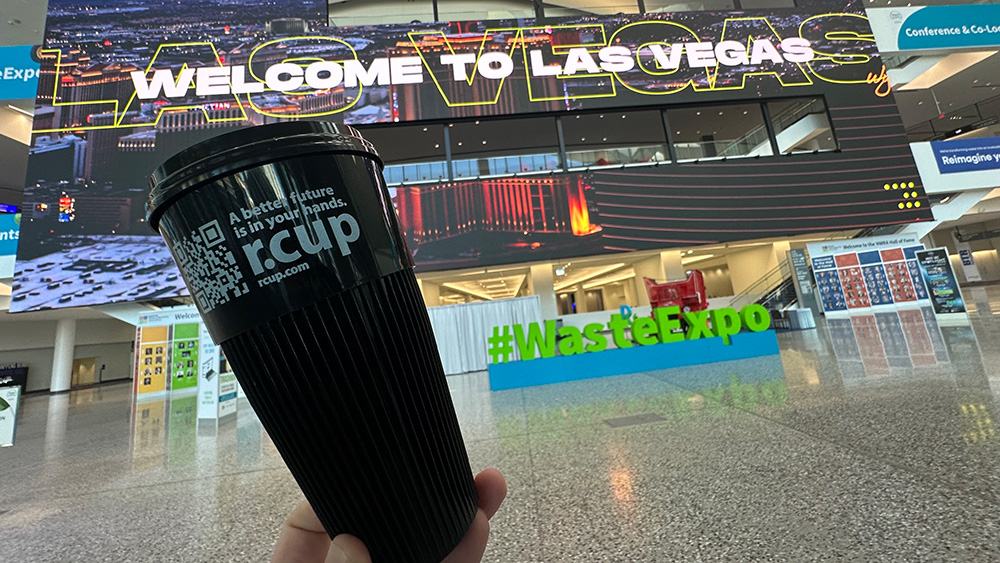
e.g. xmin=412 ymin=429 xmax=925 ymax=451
xmin=146 ymin=121 xmax=382 ymax=231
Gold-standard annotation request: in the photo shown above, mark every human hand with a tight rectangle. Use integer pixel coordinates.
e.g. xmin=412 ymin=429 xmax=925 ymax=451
xmin=272 ymin=468 xmax=507 ymax=563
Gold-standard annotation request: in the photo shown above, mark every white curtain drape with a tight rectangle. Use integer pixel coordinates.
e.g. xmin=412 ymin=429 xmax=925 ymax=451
xmin=427 ymin=296 xmax=543 ymax=375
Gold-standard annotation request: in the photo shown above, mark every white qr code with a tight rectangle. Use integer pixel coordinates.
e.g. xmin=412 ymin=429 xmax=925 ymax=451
xmin=174 ymin=220 xmax=249 ymax=312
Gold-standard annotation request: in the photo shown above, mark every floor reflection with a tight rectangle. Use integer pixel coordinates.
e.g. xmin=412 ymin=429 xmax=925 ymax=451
xmin=824 ymin=307 xmax=988 ymax=388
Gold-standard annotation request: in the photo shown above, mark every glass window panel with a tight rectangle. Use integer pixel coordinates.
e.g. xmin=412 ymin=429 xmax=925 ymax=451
xmin=644 ymin=0 xmax=736 ymax=13
xmin=562 ymin=110 xmax=669 ymax=168
xmin=767 ymin=97 xmax=838 ymax=154
xmin=358 ymin=123 xmax=447 ymax=183
xmin=542 ymin=1 xmax=641 ymax=17
xmin=357 ymin=124 xmax=446 ymax=164
xmin=450 ymin=116 xmax=560 ymax=178
xmin=437 ymin=0 xmax=536 ymax=21
xmin=739 ymin=0 xmax=796 ymax=9
xmin=329 ymin=0 xmax=435 ymax=26
xmin=667 ymin=103 xmax=772 ymax=161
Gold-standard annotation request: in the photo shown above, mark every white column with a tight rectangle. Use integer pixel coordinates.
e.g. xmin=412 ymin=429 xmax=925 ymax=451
xmin=660 ymin=250 xmax=686 ymax=281
xmin=574 ymin=286 xmax=589 ymax=314
xmin=420 ymin=280 xmax=441 ymax=308
xmin=633 ymin=252 xmax=686 ymax=306
xmin=50 ymin=319 xmax=77 ymax=392
xmin=530 ymin=263 xmax=558 ymax=318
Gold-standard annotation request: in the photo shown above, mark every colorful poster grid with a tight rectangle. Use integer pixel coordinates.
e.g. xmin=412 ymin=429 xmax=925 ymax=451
xmin=811 ymin=242 xmax=928 ymax=314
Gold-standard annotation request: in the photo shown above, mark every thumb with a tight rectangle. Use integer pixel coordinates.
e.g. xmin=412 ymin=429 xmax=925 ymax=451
xmin=326 ymin=534 xmax=372 ymax=563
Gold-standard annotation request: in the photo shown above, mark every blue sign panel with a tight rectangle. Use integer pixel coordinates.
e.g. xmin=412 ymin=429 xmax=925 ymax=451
xmin=932 ymin=136 xmax=1000 ymax=174
xmin=0 ymin=46 xmax=40 ymax=101
xmin=897 ymin=5 xmax=1000 ymax=51
xmin=0 ymin=214 xmax=19 ymax=257
xmin=858 ymin=250 xmax=882 ymax=265
xmin=811 ymin=256 xmax=836 ymax=271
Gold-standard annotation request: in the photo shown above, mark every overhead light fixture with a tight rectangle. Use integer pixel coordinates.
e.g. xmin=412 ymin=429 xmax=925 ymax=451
xmin=6 ymin=104 xmax=33 ymax=117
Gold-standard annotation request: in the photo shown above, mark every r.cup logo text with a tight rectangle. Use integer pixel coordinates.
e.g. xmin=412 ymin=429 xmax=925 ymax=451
xmin=242 ymin=213 xmax=361 ymax=275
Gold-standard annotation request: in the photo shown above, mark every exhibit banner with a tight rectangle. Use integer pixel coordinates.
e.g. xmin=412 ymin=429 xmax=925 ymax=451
xmin=13 ymin=0 xmax=931 ymax=313
xmin=955 ymin=241 xmax=982 ymax=282
xmin=0 ymin=213 xmax=18 ymax=279
xmin=788 ymin=248 xmax=819 ymax=315
xmin=134 ymin=325 xmax=169 ymax=395
xmin=218 ymin=372 xmax=238 ymax=418
xmin=807 ymin=234 xmax=928 ymax=313
xmin=915 ymin=248 xmax=967 ymax=315
xmin=197 ymin=324 xmax=222 ymax=420
xmin=0 ymin=385 xmax=21 ymax=447
xmin=931 ymin=137 xmax=1000 ymax=175
xmin=0 ymin=46 xmax=40 ymax=101
xmin=868 ymin=5 xmax=1000 ymax=52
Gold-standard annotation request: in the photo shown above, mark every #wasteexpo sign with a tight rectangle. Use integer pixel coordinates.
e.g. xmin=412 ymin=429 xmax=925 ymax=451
xmin=932 ymin=137 xmax=1000 ymax=175
xmin=868 ymin=4 xmax=1000 ymax=52
xmin=488 ymin=304 xmax=771 ymax=364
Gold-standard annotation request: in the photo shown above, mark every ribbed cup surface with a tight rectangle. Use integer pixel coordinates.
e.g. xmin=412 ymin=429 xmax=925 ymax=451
xmin=223 ymin=269 xmax=478 ymax=563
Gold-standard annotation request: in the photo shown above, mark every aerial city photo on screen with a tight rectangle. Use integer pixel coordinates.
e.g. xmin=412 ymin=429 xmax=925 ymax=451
xmin=13 ymin=0 xmax=929 ymax=312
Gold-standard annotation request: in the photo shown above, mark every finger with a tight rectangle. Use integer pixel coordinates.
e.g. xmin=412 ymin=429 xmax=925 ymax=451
xmin=327 ymin=534 xmax=372 ymax=563
xmin=272 ymin=500 xmax=332 ymax=563
xmin=474 ymin=468 xmax=507 ymax=519
xmin=441 ymin=510 xmax=490 ymax=563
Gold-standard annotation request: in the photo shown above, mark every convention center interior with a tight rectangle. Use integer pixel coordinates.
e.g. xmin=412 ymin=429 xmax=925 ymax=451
xmin=2 ymin=0 xmax=1000 ymax=560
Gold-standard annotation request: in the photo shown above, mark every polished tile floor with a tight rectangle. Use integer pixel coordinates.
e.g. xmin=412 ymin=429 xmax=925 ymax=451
xmin=3 ymin=288 xmax=1000 ymax=562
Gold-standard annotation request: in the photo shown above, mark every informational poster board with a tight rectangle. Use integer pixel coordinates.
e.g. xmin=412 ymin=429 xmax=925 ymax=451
xmin=134 ymin=326 xmax=168 ymax=395
xmin=218 ymin=373 xmax=238 ymax=418
xmin=915 ymin=248 xmax=968 ymax=315
xmin=807 ymin=235 xmax=929 ymax=314
xmin=788 ymin=249 xmax=819 ymax=315
xmin=170 ymin=323 xmax=200 ymax=391
xmin=198 ymin=324 xmax=221 ymax=420
xmin=136 ymin=307 xmax=236 ymax=420
xmin=0 ymin=385 xmax=21 ymax=447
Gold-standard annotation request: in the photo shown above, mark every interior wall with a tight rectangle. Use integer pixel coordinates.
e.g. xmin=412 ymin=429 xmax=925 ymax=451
xmin=702 ymin=264 xmax=734 ymax=298
xmin=0 ymin=318 xmax=136 ymax=392
xmin=929 ymin=221 xmax=1000 ymax=283
xmin=601 ymin=282 xmax=629 ymax=311
xmin=726 ymin=245 xmax=780 ymax=294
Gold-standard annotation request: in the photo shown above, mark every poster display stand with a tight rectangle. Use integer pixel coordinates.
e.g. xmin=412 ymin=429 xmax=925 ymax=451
xmin=915 ymin=248 xmax=969 ymax=325
xmin=807 ymin=235 xmax=930 ymax=315
xmin=135 ymin=307 xmax=237 ymax=420
xmin=0 ymin=385 xmax=20 ymax=447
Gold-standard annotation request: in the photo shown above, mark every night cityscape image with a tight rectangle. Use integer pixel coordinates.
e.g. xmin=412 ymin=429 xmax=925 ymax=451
xmin=13 ymin=0 xmax=929 ymax=312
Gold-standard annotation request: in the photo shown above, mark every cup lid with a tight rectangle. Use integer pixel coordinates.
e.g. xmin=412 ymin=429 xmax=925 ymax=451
xmin=146 ymin=121 xmax=381 ymax=231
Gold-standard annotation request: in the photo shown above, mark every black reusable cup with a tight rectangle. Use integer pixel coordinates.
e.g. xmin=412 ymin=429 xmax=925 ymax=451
xmin=147 ymin=122 xmax=478 ymax=562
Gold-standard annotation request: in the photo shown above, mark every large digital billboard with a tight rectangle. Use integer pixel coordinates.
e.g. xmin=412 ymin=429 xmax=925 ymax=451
xmin=12 ymin=0 xmax=931 ymax=311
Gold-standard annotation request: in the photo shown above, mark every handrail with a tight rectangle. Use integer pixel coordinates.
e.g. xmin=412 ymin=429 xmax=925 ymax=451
xmin=717 ymin=99 xmax=824 ymax=157
xmin=728 ymin=225 xmax=886 ymax=311
xmin=905 ymin=92 xmax=1000 ymax=142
